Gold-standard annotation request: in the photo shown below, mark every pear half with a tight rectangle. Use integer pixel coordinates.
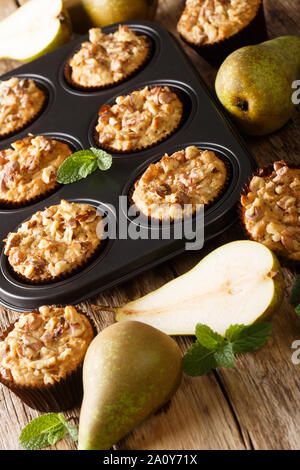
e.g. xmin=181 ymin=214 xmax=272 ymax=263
xmin=0 ymin=0 xmax=72 ymax=62
xmin=116 ymin=241 xmax=284 ymax=336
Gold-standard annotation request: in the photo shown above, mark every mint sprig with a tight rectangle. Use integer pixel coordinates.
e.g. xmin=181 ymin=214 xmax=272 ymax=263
xmin=57 ymin=148 xmax=112 ymax=184
xmin=291 ymin=274 xmax=300 ymax=316
xmin=19 ymin=413 xmax=78 ymax=450
xmin=183 ymin=322 xmax=272 ymax=376
xmin=58 ymin=414 xmax=78 ymax=442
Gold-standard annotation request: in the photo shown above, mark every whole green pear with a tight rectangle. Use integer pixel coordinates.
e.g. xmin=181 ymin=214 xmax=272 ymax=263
xmin=215 ymin=36 xmax=300 ymax=135
xmin=78 ymin=321 xmax=182 ymax=450
xmin=80 ymin=0 xmax=158 ymax=27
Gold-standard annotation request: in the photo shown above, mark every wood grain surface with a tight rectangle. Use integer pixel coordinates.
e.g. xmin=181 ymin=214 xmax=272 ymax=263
xmin=0 ymin=0 xmax=300 ymax=451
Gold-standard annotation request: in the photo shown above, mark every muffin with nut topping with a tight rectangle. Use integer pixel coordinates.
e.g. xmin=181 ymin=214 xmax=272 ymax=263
xmin=95 ymin=86 xmax=183 ymax=152
xmin=241 ymin=161 xmax=300 ymax=261
xmin=177 ymin=0 xmax=266 ymax=66
xmin=0 ymin=305 xmax=95 ymax=411
xmin=132 ymin=146 xmax=227 ymax=220
xmin=67 ymin=25 xmax=150 ymax=89
xmin=0 ymin=77 xmax=46 ymax=137
xmin=4 ymin=200 xmax=104 ymax=283
xmin=0 ymin=135 xmax=72 ymax=207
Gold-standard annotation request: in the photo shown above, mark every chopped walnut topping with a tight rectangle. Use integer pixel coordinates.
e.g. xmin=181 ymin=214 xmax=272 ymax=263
xmin=69 ymin=25 xmax=149 ymax=87
xmin=0 ymin=135 xmax=72 ymax=204
xmin=177 ymin=0 xmax=261 ymax=45
xmin=132 ymin=146 xmax=227 ymax=220
xmin=96 ymin=86 xmax=183 ymax=152
xmin=0 ymin=306 xmax=94 ymax=387
xmin=241 ymin=161 xmax=300 ymax=260
xmin=24 ymin=313 xmax=43 ymax=332
xmin=4 ymin=200 xmax=103 ymax=282
xmin=0 ymin=77 xmax=45 ymax=136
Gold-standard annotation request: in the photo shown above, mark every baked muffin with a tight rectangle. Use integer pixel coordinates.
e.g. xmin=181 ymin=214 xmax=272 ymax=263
xmin=0 ymin=77 xmax=46 ymax=138
xmin=177 ymin=0 xmax=266 ymax=66
xmin=0 ymin=305 xmax=95 ymax=411
xmin=67 ymin=25 xmax=150 ymax=89
xmin=95 ymin=86 xmax=183 ymax=152
xmin=4 ymin=200 xmax=103 ymax=283
xmin=0 ymin=135 xmax=72 ymax=207
xmin=132 ymin=146 xmax=227 ymax=220
xmin=241 ymin=161 xmax=300 ymax=261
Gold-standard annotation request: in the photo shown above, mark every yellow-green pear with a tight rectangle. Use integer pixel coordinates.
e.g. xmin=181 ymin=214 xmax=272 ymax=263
xmin=117 ymin=241 xmax=284 ymax=336
xmin=215 ymin=36 xmax=300 ymax=135
xmin=64 ymin=0 xmax=93 ymax=33
xmin=0 ymin=0 xmax=72 ymax=62
xmin=80 ymin=0 xmax=158 ymax=28
xmin=78 ymin=321 xmax=182 ymax=450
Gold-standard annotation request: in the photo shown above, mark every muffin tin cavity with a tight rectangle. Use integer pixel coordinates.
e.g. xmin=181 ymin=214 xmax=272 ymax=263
xmin=122 ymin=142 xmax=235 ymax=229
xmin=60 ymin=25 xmax=160 ymax=96
xmin=0 ymin=21 xmax=255 ymax=311
xmin=0 ymin=74 xmax=55 ymax=141
xmin=1 ymin=199 xmax=115 ymax=288
xmin=64 ymin=37 xmax=154 ymax=93
xmin=89 ymin=81 xmax=194 ymax=155
xmin=0 ymin=132 xmax=82 ymax=211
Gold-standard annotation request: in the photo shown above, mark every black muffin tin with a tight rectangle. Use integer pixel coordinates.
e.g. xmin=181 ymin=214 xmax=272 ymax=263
xmin=0 ymin=21 xmax=256 ymax=312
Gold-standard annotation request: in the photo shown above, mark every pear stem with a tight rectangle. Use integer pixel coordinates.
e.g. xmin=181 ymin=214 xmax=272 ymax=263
xmin=90 ymin=304 xmax=118 ymax=314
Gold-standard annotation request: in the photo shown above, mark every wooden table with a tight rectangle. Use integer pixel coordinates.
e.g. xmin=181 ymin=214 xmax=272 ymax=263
xmin=0 ymin=0 xmax=300 ymax=451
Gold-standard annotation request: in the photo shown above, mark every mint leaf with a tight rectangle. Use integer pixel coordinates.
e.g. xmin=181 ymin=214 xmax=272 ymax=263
xmin=58 ymin=414 xmax=78 ymax=442
xmin=225 ymin=324 xmax=246 ymax=343
xmin=19 ymin=413 xmax=65 ymax=450
xmin=214 ymin=343 xmax=235 ymax=368
xmin=195 ymin=324 xmax=225 ymax=350
xmin=228 ymin=322 xmax=272 ymax=354
xmin=19 ymin=413 xmax=78 ymax=450
xmin=57 ymin=148 xmax=112 ymax=184
xmin=47 ymin=425 xmax=66 ymax=446
xmin=57 ymin=151 xmax=97 ymax=184
xmin=184 ymin=322 xmax=272 ymax=377
xmin=291 ymin=275 xmax=300 ymax=316
xmin=183 ymin=342 xmax=217 ymax=376
xmin=90 ymin=148 xmax=113 ymax=171
xmin=291 ymin=274 xmax=300 ymax=307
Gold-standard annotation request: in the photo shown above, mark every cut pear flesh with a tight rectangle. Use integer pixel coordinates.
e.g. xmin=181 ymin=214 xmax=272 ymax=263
xmin=0 ymin=0 xmax=71 ymax=62
xmin=116 ymin=241 xmax=284 ymax=336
